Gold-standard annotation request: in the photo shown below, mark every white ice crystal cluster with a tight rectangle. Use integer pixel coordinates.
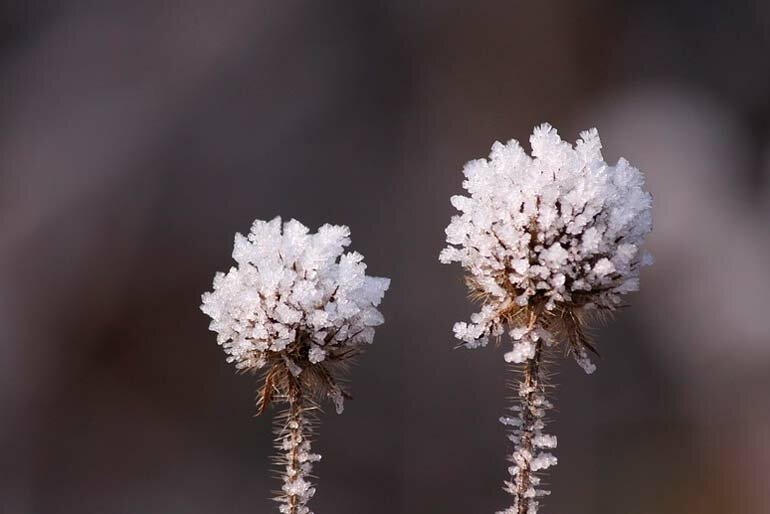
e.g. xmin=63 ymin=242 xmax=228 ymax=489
xmin=200 ymin=217 xmax=390 ymax=407
xmin=440 ymin=123 xmax=652 ymax=367
xmin=278 ymin=412 xmax=321 ymax=514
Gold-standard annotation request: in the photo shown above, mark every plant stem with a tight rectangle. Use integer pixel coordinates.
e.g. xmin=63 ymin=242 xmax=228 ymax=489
xmin=516 ymin=340 xmax=542 ymax=514
xmin=276 ymin=382 xmax=320 ymax=514
xmin=500 ymin=337 xmax=556 ymax=514
xmin=285 ymin=390 xmax=303 ymax=514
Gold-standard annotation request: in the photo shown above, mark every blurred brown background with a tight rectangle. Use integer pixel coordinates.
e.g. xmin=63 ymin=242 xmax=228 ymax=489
xmin=1 ymin=1 xmax=769 ymax=513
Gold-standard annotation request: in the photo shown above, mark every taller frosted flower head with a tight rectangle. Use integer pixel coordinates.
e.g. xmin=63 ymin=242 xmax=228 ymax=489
xmin=201 ymin=217 xmax=390 ymax=413
xmin=440 ymin=124 xmax=652 ymax=370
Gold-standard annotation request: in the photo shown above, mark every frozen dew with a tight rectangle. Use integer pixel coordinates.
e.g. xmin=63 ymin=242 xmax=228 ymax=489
xmin=440 ymin=123 xmax=652 ymax=371
xmin=201 ymin=216 xmax=390 ymax=409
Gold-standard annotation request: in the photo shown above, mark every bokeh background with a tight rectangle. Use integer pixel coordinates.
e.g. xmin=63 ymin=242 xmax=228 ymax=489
xmin=2 ymin=1 xmax=769 ymax=513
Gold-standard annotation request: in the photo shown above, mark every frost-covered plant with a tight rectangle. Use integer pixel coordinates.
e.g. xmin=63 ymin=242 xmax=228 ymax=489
xmin=201 ymin=217 xmax=390 ymax=514
xmin=440 ymin=124 xmax=652 ymax=514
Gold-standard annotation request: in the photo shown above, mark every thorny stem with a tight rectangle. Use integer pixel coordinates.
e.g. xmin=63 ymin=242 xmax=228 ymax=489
xmin=500 ymin=333 xmax=556 ymax=514
xmin=514 ymin=340 xmax=543 ymax=514
xmin=285 ymin=389 xmax=303 ymax=514
xmin=276 ymin=380 xmax=320 ymax=514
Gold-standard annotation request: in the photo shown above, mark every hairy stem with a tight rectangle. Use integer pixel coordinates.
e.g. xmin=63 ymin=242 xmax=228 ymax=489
xmin=515 ymin=341 xmax=542 ymax=514
xmin=275 ymin=383 xmax=320 ymax=514
xmin=500 ymin=337 xmax=557 ymax=514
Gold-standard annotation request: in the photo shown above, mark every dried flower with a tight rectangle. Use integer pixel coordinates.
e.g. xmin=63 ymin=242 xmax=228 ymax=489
xmin=201 ymin=217 xmax=390 ymax=514
xmin=440 ymin=124 xmax=652 ymax=513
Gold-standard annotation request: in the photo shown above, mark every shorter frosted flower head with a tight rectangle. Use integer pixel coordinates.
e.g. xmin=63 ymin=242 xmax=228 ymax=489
xmin=201 ymin=217 xmax=390 ymax=413
xmin=440 ymin=124 xmax=652 ymax=369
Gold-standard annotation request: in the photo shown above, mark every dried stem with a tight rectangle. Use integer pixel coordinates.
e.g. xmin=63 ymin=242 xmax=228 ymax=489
xmin=274 ymin=381 xmax=320 ymax=514
xmin=514 ymin=341 xmax=542 ymax=513
xmin=500 ymin=336 xmax=557 ymax=514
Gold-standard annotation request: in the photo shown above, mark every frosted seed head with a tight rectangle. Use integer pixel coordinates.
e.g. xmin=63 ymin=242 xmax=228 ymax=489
xmin=440 ymin=124 xmax=652 ymax=365
xmin=201 ymin=217 xmax=390 ymax=413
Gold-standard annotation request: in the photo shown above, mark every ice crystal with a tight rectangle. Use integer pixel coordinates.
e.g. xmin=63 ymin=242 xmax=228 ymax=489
xmin=440 ymin=123 xmax=652 ymax=370
xmin=201 ymin=216 xmax=390 ymax=412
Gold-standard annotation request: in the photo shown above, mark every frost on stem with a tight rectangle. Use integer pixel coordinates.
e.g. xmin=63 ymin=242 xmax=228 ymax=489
xmin=498 ymin=330 xmax=556 ymax=514
xmin=440 ymin=124 xmax=653 ymax=513
xmin=200 ymin=217 xmax=390 ymax=513
xmin=275 ymin=384 xmax=321 ymax=514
